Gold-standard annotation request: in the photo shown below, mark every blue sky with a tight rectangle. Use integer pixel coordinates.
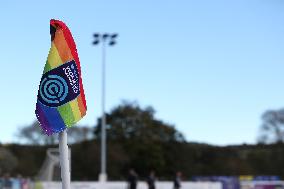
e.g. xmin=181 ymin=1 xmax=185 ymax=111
xmin=0 ymin=0 xmax=284 ymax=145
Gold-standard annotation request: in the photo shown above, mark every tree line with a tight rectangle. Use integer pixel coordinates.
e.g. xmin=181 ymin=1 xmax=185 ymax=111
xmin=1 ymin=102 xmax=284 ymax=180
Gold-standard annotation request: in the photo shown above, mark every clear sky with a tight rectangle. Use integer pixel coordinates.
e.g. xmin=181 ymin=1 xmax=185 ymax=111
xmin=0 ymin=0 xmax=284 ymax=145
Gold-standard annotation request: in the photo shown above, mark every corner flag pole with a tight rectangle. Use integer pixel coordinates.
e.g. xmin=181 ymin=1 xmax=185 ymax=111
xmin=59 ymin=130 xmax=71 ymax=189
xmin=35 ymin=19 xmax=87 ymax=189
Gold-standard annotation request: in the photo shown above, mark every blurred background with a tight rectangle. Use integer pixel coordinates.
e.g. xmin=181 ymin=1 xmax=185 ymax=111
xmin=0 ymin=0 xmax=284 ymax=189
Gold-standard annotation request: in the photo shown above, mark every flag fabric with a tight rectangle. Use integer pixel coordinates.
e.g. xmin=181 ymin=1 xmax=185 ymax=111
xmin=35 ymin=19 xmax=87 ymax=135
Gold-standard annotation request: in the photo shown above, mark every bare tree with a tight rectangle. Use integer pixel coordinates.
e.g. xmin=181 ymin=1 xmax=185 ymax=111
xmin=16 ymin=121 xmax=94 ymax=145
xmin=67 ymin=126 xmax=94 ymax=144
xmin=258 ymin=109 xmax=284 ymax=144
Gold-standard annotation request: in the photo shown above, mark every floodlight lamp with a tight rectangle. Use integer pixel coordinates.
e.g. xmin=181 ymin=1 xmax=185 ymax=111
xmin=102 ymin=33 xmax=109 ymax=39
xmin=109 ymin=41 xmax=116 ymax=46
xmin=111 ymin=33 xmax=118 ymax=39
xmin=93 ymin=33 xmax=100 ymax=38
xmin=93 ymin=40 xmax=99 ymax=45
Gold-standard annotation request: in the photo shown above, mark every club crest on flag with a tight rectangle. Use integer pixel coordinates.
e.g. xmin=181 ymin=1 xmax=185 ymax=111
xmin=38 ymin=60 xmax=80 ymax=107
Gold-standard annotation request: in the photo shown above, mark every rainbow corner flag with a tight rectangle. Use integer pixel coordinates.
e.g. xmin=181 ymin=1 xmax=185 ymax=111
xmin=35 ymin=19 xmax=87 ymax=135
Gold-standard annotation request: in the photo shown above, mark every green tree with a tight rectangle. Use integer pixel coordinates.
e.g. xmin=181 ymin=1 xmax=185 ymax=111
xmin=94 ymin=101 xmax=184 ymax=142
xmin=93 ymin=101 xmax=185 ymax=179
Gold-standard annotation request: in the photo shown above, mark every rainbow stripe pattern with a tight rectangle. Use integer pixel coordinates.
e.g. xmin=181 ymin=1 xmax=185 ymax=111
xmin=35 ymin=19 xmax=87 ymax=135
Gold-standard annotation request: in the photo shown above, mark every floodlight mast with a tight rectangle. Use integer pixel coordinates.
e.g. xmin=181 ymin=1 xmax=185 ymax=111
xmin=92 ymin=33 xmax=118 ymax=182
